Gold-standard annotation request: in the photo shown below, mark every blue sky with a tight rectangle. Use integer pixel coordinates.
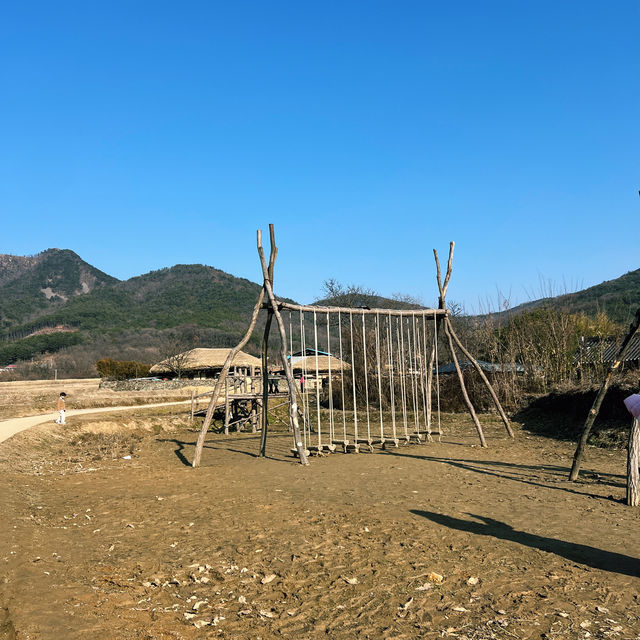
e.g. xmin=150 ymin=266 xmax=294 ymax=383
xmin=1 ymin=1 xmax=638 ymax=312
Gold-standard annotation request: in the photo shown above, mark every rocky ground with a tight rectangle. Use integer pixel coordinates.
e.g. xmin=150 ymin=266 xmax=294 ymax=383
xmin=0 ymin=410 xmax=639 ymax=639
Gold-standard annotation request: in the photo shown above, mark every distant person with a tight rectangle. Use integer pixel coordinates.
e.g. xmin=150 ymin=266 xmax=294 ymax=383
xmin=55 ymin=392 xmax=67 ymax=425
xmin=299 ymin=374 xmax=305 ymax=394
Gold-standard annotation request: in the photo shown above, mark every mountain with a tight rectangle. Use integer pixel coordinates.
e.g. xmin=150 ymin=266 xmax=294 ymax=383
xmin=501 ymin=269 xmax=640 ymax=325
xmin=0 ymin=253 xmax=268 ymax=371
xmin=1 ymin=248 xmax=639 ymax=375
xmin=0 ymin=249 xmax=117 ymax=330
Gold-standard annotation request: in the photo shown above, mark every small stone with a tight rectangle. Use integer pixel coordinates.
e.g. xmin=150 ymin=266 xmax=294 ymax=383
xmin=193 ymin=619 xmax=209 ymax=628
xmin=579 ymin=621 xmax=591 ymax=629
xmin=399 ymin=598 xmax=413 ymax=610
xmin=261 ymin=574 xmax=277 ymax=584
xmin=238 ymin=609 xmax=252 ymax=616
xmin=416 ymin=583 xmax=433 ymax=591
xmin=259 ymin=609 xmax=274 ymax=618
xmin=193 ymin=600 xmax=207 ymax=610
xmin=183 ymin=612 xmax=196 ymax=620
xmin=497 ymin=609 xmax=507 ymax=615
xmin=452 ymin=606 xmax=468 ymax=613
xmin=238 ymin=596 xmax=247 ymax=604
xmin=343 ymin=576 xmax=358 ymax=585
xmin=596 ymin=606 xmax=609 ymax=614
xmin=427 ymin=572 xmax=444 ymax=584
xmin=467 ymin=576 xmax=479 ymax=586
xmin=142 ymin=581 xmax=152 ymax=587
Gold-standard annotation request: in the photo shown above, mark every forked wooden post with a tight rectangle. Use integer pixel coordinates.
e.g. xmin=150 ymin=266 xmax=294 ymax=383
xmin=569 ymin=307 xmax=640 ymax=481
xmin=259 ymin=227 xmax=276 ymax=457
xmin=445 ymin=317 xmax=514 ymax=438
xmin=627 ymin=417 xmax=640 ymax=507
xmin=257 ymin=229 xmax=309 ymax=465
xmin=191 ymin=230 xmax=278 ymax=468
xmin=434 ymin=243 xmax=487 ymax=448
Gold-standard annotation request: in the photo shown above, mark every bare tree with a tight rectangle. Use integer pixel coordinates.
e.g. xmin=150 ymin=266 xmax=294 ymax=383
xmin=158 ymin=331 xmax=195 ymax=379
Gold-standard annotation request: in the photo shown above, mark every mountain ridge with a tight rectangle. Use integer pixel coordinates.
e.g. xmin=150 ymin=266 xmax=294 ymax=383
xmin=1 ymin=248 xmax=639 ymax=374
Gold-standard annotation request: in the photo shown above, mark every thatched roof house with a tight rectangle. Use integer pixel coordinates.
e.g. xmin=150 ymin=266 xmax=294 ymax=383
xmin=288 ymin=353 xmax=350 ymax=374
xmin=150 ymin=348 xmax=261 ymax=378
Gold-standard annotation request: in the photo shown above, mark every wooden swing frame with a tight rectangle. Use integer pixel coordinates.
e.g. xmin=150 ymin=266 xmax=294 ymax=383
xmin=191 ymin=225 xmax=513 ymax=468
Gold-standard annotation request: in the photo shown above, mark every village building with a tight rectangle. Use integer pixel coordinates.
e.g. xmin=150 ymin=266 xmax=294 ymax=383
xmin=150 ymin=347 xmax=261 ymax=381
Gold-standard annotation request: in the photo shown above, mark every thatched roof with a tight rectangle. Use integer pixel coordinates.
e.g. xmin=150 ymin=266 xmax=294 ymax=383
xmin=150 ymin=348 xmax=261 ymax=374
xmin=288 ymin=354 xmax=351 ymax=373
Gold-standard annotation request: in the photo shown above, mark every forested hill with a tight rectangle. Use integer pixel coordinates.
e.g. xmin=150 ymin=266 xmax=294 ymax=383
xmin=503 ymin=268 xmax=640 ymax=325
xmin=0 ymin=251 xmax=267 ymax=370
xmin=0 ymin=249 xmax=117 ymax=329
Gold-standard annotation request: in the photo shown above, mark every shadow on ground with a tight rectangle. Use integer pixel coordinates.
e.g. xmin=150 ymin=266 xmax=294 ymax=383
xmin=411 ymin=509 xmax=640 ymax=578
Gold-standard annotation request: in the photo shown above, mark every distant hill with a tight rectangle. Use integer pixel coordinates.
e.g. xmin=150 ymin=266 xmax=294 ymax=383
xmin=502 ymin=269 xmax=640 ymax=325
xmin=0 ymin=249 xmax=117 ymax=330
xmin=0 ymin=254 xmax=267 ymax=370
xmin=1 ymin=248 xmax=639 ymax=375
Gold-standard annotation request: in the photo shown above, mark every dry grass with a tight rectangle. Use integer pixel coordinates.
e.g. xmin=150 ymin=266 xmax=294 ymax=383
xmin=0 ymin=378 xmax=203 ymax=420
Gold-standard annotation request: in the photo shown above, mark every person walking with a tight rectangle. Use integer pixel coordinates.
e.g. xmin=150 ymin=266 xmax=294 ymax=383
xmin=55 ymin=392 xmax=67 ymax=424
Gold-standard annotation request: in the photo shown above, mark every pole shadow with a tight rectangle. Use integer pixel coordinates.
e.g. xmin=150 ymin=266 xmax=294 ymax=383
xmin=383 ymin=449 xmax=623 ymax=501
xmin=411 ymin=509 xmax=640 ymax=578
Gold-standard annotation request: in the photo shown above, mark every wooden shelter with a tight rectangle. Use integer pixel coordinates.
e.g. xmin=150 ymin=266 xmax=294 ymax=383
xmin=150 ymin=348 xmax=261 ymax=379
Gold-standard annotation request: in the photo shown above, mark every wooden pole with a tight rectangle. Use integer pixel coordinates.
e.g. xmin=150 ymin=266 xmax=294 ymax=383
xmin=259 ymin=224 xmax=277 ymax=457
xmin=443 ymin=319 xmax=487 ymax=447
xmin=262 ymin=300 xmax=447 ymax=317
xmin=260 ymin=312 xmax=273 ymax=457
xmin=433 ymin=243 xmax=486 ymax=448
xmin=445 ymin=317 xmax=515 ymax=438
xmin=569 ymin=307 xmax=640 ymax=481
xmin=627 ymin=417 xmax=640 ymax=507
xmin=257 ymin=228 xmax=309 ymax=465
xmin=191 ymin=231 xmax=278 ymax=468
xmin=190 ymin=389 xmax=194 ymax=422
xmin=224 ymin=378 xmax=230 ymax=434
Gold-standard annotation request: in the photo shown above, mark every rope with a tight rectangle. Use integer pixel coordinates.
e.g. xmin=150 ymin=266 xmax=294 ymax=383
xmin=349 ymin=311 xmax=358 ymax=443
xmin=407 ymin=315 xmax=419 ymax=434
xmin=313 ymin=309 xmax=321 ymax=447
xmin=387 ymin=312 xmax=397 ymax=441
xmin=434 ymin=311 xmax=442 ymax=440
xmin=420 ymin=313 xmax=430 ymax=437
xmin=338 ymin=311 xmax=347 ymax=442
xmin=362 ymin=312 xmax=371 ymax=442
xmin=397 ymin=316 xmax=409 ymax=438
xmin=375 ymin=312 xmax=384 ymax=441
xmin=327 ymin=311 xmax=334 ymax=443
xmin=299 ymin=310 xmax=309 ymax=449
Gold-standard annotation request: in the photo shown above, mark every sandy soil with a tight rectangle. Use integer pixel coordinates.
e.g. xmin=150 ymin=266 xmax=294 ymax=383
xmin=0 ymin=411 xmax=639 ymax=640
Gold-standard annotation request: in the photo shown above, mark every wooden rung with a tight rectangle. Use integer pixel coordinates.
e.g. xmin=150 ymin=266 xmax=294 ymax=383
xmin=344 ymin=443 xmax=360 ymax=453
xmin=306 ymin=444 xmax=337 ymax=453
xmin=290 ymin=447 xmax=311 ymax=458
xmin=381 ymin=439 xmax=400 ymax=449
xmin=332 ymin=439 xmax=350 ymax=446
xmin=409 ymin=433 xmax=424 ymax=442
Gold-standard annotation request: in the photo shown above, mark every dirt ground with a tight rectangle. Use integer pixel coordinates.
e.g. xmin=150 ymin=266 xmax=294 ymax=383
xmin=0 ymin=407 xmax=639 ymax=640
xmin=0 ymin=379 xmax=198 ymax=421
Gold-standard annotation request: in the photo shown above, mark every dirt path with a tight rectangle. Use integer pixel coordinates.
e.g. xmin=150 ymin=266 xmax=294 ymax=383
xmin=0 ymin=400 xmax=192 ymax=444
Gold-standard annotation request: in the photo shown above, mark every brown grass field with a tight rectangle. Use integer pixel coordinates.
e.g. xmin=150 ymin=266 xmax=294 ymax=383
xmin=0 ymin=382 xmax=639 ymax=639
xmin=0 ymin=379 xmax=201 ymax=421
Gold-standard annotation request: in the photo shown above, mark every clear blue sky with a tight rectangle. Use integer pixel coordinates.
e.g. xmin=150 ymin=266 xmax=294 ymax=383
xmin=1 ymin=1 xmax=638 ymax=312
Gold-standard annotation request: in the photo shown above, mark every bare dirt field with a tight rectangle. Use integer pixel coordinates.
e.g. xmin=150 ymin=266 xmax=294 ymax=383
xmin=0 ymin=407 xmax=639 ymax=639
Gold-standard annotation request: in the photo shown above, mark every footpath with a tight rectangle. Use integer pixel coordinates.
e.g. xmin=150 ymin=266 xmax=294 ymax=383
xmin=0 ymin=400 xmax=192 ymax=444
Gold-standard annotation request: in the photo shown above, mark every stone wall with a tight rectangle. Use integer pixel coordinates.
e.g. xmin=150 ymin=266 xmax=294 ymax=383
xmin=99 ymin=378 xmax=217 ymax=392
